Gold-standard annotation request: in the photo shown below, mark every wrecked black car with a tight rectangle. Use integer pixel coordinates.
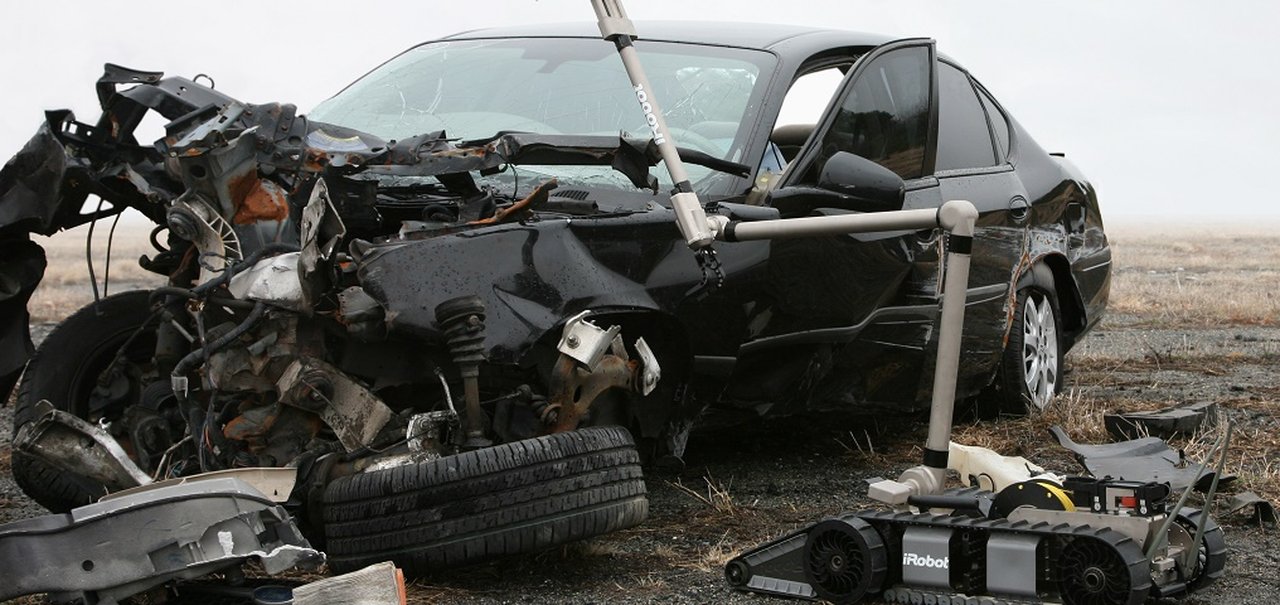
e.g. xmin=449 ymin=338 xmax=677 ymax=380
xmin=0 ymin=22 xmax=1109 ymax=575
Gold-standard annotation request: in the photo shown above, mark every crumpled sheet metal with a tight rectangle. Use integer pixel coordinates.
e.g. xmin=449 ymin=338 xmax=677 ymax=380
xmin=0 ymin=477 xmax=322 ymax=604
xmin=13 ymin=400 xmax=152 ymax=494
xmin=1049 ymin=425 xmax=1236 ymax=492
xmin=1226 ymin=491 xmax=1278 ymax=526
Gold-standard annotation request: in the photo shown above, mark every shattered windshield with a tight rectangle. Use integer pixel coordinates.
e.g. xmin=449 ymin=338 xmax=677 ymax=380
xmin=309 ymin=38 xmax=773 ymax=196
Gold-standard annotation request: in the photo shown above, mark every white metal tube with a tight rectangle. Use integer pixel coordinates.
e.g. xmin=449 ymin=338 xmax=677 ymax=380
xmin=925 ymin=246 xmax=972 ymax=453
xmin=590 ymin=0 xmax=715 ymax=248
xmin=726 ymin=208 xmax=939 ymax=241
xmin=923 ymin=200 xmax=978 ymax=460
xmin=614 ymin=44 xmax=715 ymax=248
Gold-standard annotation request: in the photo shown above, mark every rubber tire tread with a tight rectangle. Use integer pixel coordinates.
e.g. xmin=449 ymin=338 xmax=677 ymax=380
xmin=983 ymin=287 xmax=1062 ymax=417
xmin=1173 ymin=509 xmax=1226 ymax=593
xmin=10 ymin=290 xmax=154 ymax=513
xmin=322 ymin=425 xmax=648 ymax=575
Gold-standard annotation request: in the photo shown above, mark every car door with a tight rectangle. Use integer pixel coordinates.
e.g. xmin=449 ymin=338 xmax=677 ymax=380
xmin=722 ymin=39 xmax=944 ymax=412
xmin=930 ymin=61 xmax=1030 ymax=386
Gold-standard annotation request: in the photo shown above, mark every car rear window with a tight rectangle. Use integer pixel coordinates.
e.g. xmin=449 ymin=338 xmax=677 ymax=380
xmin=936 ymin=63 xmax=997 ymax=171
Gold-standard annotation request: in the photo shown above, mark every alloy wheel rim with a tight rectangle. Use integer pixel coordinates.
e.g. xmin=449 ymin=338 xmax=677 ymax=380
xmin=1022 ymin=293 xmax=1058 ymax=410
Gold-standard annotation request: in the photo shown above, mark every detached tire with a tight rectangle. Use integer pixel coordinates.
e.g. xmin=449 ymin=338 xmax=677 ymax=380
xmin=11 ymin=290 xmax=155 ymax=512
xmin=322 ymin=426 xmax=648 ymax=575
xmin=978 ymin=286 xmax=1063 ymax=418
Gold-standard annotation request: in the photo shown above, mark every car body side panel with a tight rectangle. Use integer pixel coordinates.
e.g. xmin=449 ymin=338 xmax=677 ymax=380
xmin=1004 ymin=114 xmax=1110 ymax=347
xmin=355 ymin=212 xmax=773 ymax=365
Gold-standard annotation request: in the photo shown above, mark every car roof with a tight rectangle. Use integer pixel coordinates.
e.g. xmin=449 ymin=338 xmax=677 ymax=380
xmin=442 ymin=21 xmax=894 ymax=55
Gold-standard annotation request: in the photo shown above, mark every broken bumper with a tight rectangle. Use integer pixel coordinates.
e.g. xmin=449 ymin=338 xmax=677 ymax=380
xmin=0 ymin=477 xmax=322 ymax=604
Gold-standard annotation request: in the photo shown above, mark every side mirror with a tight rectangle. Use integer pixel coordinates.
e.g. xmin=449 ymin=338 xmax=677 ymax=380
xmin=817 ymin=151 xmax=906 ymax=212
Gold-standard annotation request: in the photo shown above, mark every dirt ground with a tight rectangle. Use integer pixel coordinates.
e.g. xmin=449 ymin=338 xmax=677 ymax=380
xmin=3 ymin=219 xmax=1279 ymax=604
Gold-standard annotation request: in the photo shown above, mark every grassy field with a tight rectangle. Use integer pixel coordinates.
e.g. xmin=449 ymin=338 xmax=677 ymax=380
xmin=27 ymin=220 xmax=162 ymax=323
xmin=1103 ymin=218 xmax=1280 ymax=327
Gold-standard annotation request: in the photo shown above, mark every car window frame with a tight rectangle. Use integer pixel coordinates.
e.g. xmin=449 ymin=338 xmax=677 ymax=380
xmin=934 ymin=59 xmax=1006 ymax=176
xmin=780 ymin=38 xmax=940 ymax=190
xmin=970 ymin=77 xmax=1016 ymax=166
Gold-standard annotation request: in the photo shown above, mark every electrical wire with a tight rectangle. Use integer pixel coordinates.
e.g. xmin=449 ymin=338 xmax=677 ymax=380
xmin=102 ymin=211 xmax=122 ymax=297
xmin=85 ymin=197 xmax=105 ymax=307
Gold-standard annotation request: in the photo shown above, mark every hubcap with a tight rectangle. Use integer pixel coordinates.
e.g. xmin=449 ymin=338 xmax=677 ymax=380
xmin=1021 ymin=293 xmax=1058 ymax=410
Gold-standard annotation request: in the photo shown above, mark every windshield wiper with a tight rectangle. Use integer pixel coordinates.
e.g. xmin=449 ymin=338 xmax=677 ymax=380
xmin=367 ymin=132 xmax=750 ymax=191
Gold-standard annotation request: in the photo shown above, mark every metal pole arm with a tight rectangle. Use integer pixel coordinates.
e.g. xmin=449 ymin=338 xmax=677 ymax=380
xmin=714 ymin=199 xmax=985 ymax=505
xmin=590 ymin=0 xmax=716 ymax=249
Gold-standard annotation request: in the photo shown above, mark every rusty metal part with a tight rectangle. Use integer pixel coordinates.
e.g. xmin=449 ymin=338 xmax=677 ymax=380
xmin=407 ymin=410 xmax=457 ymax=455
xmin=468 ymin=178 xmax=558 ymax=225
xmin=203 ymin=313 xmax=319 ymax=394
xmin=13 ymin=400 xmax=152 ymax=494
xmin=336 ymin=286 xmax=386 ymax=341
xmin=435 ymin=297 xmax=491 ymax=448
xmin=548 ymin=353 xmax=640 ymax=432
xmin=276 ymin=357 xmax=393 ymax=452
xmin=229 ymin=172 xmax=289 ymax=225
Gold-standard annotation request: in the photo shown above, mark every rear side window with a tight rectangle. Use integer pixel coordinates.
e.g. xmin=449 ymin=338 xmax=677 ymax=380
xmin=936 ymin=63 xmax=996 ymax=171
xmin=815 ymin=46 xmax=932 ymax=180
xmin=976 ymin=85 xmax=1011 ymax=161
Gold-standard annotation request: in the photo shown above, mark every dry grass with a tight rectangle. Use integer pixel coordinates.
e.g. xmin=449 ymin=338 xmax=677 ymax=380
xmin=953 ymin=388 xmax=1120 ymax=470
xmin=667 ymin=473 xmax=746 ymax=520
xmin=953 ymin=386 xmax=1280 ymax=506
xmin=28 ymin=221 xmax=163 ymax=323
xmin=675 ymin=531 xmax=738 ymax=573
xmin=1103 ymin=218 xmax=1280 ymax=326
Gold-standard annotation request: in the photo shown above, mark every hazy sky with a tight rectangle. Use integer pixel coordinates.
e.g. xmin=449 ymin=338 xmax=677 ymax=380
xmin=1 ymin=0 xmax=1275 ymax=218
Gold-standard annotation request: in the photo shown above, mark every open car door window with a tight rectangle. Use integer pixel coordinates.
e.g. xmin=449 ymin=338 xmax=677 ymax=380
xmin=784 ymin=39 xmax=938 ymax=189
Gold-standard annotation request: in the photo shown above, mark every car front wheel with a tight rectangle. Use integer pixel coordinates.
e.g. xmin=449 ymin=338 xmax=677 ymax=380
xmin=321 ymin=425 xmax=648 ymax=576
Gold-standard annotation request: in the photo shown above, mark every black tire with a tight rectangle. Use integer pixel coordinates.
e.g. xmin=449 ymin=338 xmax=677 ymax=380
xmin=978 ymin=286 xmax=1063 ymax=418
xmin=322 ymin=425 xmax=648 ymax=575
xmin=11 ymin=290 xmax=156 ymax=512
xmin=1173 ymin=509 xmax=1226 ymax=593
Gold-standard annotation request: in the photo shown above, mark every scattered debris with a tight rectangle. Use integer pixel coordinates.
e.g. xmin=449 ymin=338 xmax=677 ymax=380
xmin=1226 ymin=491 xmax=1278 ymax=526
xmin=1049 ymin=425 xmax=1236 ymax=492
xmin=1105 ymin=401 xmax=1218 ymax=440
xmin=0 ymin=477 xmax=321 ymax=604
xmin=293 ymin=561 xmax=407 ymax=605
xmin=947 ymin=440 xmax=1059 ymax=492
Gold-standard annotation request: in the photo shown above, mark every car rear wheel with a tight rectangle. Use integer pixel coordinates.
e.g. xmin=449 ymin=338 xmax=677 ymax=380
xmin=979 ymin=286 xmax=1063 ymax=417
xmin=321 ymin=425 xmax=648 ymax=576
